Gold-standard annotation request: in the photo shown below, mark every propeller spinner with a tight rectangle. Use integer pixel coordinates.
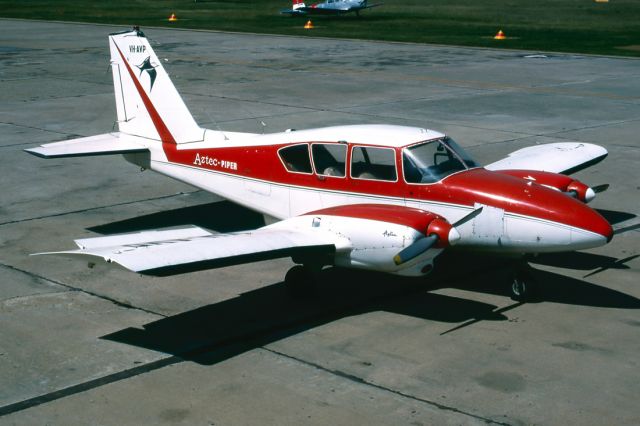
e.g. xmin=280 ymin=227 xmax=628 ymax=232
xmin=393 ymin=207 xmax=483 ymax=266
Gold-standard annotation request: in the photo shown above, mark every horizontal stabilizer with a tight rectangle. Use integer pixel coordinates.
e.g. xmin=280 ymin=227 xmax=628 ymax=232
xmin=24 ymin=133 xmax=147 ymax=158
xmin=35 ymin=226 xmax=336 ymax=276
xmin=485 ymin=142 xmax=607 ymax=175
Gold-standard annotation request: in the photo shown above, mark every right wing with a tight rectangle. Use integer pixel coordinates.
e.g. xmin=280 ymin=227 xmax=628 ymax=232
xmin=280 ymin=9 xmax=306 ymax=15
xmin=36 ymin=226 xmax=337 ymax=276
xmin=485 ymin=142 xmax=607 ymax=175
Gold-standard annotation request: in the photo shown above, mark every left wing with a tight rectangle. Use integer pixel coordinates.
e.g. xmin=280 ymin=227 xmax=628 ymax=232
xmin=33 ymin=204 xmax=467 ymax=278
xmin=36 ymin=226 xmax=337 ymax=276
xmin=485 ymin=142 xmax=607 ymax=175
xmin=25 ymin=133 xmax=147 ymax=159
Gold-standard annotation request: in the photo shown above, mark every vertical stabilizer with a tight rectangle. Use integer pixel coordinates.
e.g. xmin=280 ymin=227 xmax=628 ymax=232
xmin=109 ymin=28 xmax=203 ymax=144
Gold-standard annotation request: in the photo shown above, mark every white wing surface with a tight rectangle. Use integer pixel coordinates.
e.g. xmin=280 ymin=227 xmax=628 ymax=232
xmin=485 ymin=142 xmax=607 ymax=175
xmin=36 ymin=226 xmax=337 ymax=276
xmin=25 ymin=133 xmax=147 ymax=158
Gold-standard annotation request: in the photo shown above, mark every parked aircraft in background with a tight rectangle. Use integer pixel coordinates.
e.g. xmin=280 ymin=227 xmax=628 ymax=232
xmin=281 ymin=0 xmax=382 ymax=16
xmin=26 ymin=27 xmax=613 ymax=301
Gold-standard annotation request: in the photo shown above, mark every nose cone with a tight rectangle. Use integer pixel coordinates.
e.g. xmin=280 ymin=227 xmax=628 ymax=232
xmin=569 ymin=203 xmax=613 ymax=249
xmin=519 ymin=181 xmax=614 ymax=248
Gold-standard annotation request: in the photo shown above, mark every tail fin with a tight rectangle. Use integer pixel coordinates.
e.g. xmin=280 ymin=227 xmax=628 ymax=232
xmin=293 ymin=0 xmax=306 ymax=10
xmin=109 ymin=28 xmax=203 ymax=144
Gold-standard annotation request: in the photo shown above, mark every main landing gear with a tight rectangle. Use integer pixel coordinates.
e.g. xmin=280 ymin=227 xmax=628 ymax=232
xmin=284 ymin=264 xmax=320 ymax=297
xmin=509 ymin=260 xmax=536 ymax=302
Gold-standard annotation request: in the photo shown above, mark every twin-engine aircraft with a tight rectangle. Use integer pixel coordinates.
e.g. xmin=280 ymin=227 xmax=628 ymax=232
xmin=26 ymin=28 xmax=613 ymax=301
xmin=281 ymin=0 xmax=382 ymax=16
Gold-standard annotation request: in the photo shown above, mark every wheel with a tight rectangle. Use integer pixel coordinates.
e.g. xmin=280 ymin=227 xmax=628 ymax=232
xmin=284 ymin=265 xmax=317 ymax=297
xmin=510 ymin=275 xmax=527 ymax=301
xmin=510 ymin=265 xmax=535 ymax=302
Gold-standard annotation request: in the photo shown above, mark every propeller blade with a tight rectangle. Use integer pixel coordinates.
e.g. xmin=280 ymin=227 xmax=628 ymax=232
xmin=393 ymin=207 xmax=483 ymax=266
xmin=393 ymin=234 xmax=438 ymax=266
xmin=592 ymin=184 xmax=610 ymax=193
xmin=452 ymin=206 xmax=483 ymax=227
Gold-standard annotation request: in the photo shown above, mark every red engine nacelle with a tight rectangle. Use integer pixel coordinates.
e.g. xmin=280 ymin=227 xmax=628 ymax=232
xmin=495 ymin=169 xmax=595 ymax=203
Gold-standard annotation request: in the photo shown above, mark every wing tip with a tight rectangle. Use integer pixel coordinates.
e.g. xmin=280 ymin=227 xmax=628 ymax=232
xmin=24 ymin=147 xmax=51 ymax=158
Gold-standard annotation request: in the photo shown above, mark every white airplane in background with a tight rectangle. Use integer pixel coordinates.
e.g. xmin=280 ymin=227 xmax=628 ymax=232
xmin=26 ymin=27 xmax=613 ymax=301
xmin=281 ymin=0 xmax=382 ymax=16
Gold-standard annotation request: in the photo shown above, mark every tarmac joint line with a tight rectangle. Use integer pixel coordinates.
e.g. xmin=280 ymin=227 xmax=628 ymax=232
xmin=0 ymin=261 xmax=165 ymax=318
xmin=0 ymin=357 xmax=180 ymax=418
xmin=264 ymin=347 xmax=511 ymax=425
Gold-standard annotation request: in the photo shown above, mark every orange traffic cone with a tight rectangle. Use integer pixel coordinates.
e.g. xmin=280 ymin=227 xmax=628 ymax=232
xmin=168 ymin=13 xmax=177 ymax=22
xmin=304 ymin=20 xmax=314 ymax=29
xmin=494 ymin=30 xmax=506 ymax=40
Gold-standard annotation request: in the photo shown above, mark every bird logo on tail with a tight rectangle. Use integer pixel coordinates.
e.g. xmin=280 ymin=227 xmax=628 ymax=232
xmin=136 ymin=57 xmax=158 ymax=91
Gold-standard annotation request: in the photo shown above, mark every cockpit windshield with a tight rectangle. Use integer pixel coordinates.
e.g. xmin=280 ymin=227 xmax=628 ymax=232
xmin=402 ymin=137 xmax=479 ymax=184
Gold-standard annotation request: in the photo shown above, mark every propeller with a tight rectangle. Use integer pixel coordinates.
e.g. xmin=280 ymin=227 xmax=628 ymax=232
xmin=591 ymin=183 xmax=610 ymax=193
xmin=393 ymin=234 xmax=439 ymax=266
xmin=566 ymin=182 xmax=609 ymax=203
xmin=393 ymin=207 xmax=483 ymax=266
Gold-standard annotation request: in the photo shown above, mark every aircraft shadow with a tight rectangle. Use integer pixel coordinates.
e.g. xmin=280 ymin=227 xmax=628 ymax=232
xmin=595 ymin=209 xmax=636 ymax=226
xmin=88 ymin=201 xmax=265 ymax=235
xmin=434 ymin=252 xmax=640 ymax=308
xmin=530 ymin=252 xmax=639 ymax=273
xmin=103 ymin=258 xmax=640 ymax=366
xmin=103 ymin=268 xmax=507 ymax=365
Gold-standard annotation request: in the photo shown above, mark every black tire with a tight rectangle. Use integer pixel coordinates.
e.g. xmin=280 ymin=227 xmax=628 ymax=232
xmin=510 ymin=266 xmax=535 ymax=302
xmin=284 ymin=265 xmax=316 ymax=297
xmin=510 ymin=275 xmax=527 ymax=301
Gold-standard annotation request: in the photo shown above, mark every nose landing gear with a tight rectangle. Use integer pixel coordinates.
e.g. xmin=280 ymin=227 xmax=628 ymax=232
xmin=510 ymin=261 xmax=536 ymax=302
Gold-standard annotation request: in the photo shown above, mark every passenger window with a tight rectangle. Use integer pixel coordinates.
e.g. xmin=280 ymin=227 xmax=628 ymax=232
xmin=351 ymin=146 xmax=397 ymax=181
xmin=279 ymin=144 xmax=312 ymax=174
xmin=312 ymin=143 xmax=347 ymax=177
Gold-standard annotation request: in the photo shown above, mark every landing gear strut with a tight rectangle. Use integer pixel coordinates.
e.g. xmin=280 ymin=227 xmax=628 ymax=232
xmin=510 ymin=261 xmax=536 ymax=302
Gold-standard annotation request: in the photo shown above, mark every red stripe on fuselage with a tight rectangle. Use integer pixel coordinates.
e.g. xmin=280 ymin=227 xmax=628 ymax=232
xmin=113 ymin=40 xmax=176 ymax=144
xmin=156 ymin=142 xmax=612 ymax=239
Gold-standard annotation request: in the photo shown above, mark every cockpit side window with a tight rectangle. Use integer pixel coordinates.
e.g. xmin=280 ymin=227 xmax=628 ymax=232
xmin=278 ymin=144 xmax=313 ymax=174
xmin=403 ymin=138 xmax=475 ymax=183
xmin=312 ymin=143 xmax=347 ymax=177
xmin=351 ymin=146 xmax=397 ymax=181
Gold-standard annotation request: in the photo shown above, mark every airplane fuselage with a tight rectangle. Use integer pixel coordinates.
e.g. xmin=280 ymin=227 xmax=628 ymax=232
xmin=284 ymin=0 xmax=375 ymax=16
xmin=125 ymin=124 xmax=612 ymax=258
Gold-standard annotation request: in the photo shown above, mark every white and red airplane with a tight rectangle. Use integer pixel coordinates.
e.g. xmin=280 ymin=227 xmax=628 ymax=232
xmin=26 ymin=28 xmax=613 ymax=301
xmin=281 ymin=0 xmax=381 ymax=16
